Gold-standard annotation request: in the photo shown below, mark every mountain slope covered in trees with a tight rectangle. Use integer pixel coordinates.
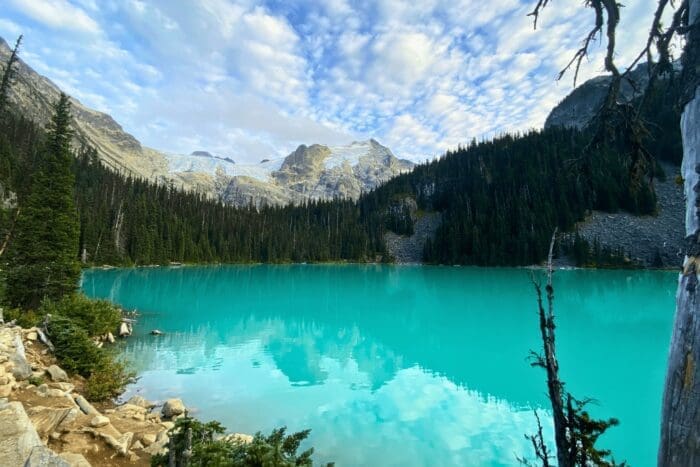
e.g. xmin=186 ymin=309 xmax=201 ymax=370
xmin=0 ymin=36 xmax=683 ymax=268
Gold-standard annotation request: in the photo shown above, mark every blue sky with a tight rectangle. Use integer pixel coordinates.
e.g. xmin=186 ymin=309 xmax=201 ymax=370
xmin=0 ymin=0 xmax=667 ymax=163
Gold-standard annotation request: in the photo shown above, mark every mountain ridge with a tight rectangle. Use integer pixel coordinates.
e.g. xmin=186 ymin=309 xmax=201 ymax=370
xmin=0 ymin=37 xmax=413 ymax=207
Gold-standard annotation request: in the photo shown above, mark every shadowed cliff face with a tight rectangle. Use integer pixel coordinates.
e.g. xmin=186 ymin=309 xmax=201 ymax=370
xmin=0 ymin=38 xmax=413 ymax=207
xmin=545 ymin=63 xmax=658 ymax=130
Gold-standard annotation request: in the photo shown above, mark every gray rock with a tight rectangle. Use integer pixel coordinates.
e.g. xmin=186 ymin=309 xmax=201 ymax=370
xmin=140 ymin=433 xmax=156 ymax=446
xmin=73 ymin=395 xmax=99 ymax=416
xmin=89 ymin=415 xmax=110 ymax=428
xmin=118 ymin=322 xmax=131 ymax=338
xmin=125 ymin=395 xmax=155 ymax=409
xmin=11 ymin=335 xmax=33 ymax=381
xmin=46 ymin=365 xmax=68 ymax=383
xmin=23 ymin=445 xmax=70 ymax=466
xmin=545 ymin=62 xmax=669 ymax=130
xmin=0 ymin=400 xmax=43 ymax=466
xmin=143 ymin=433 xmax=169 ymax=456
xmin=563 ymin=162 xmax=684 ymax=268
xmin=385 ymin=211 xmax=442 ymax=263
xmin=55 ymin=408 xmax=79 ymax=432
xmin=49 ymin=382 xmax=74 ymax=393
xmin=27 ymin=406 xmax=75 ymax=438
xmin=57 ymin=453 xmax=91 ymax=467
xmin=161 ymin=398 xmax=186 ymax=418
xmin=35 ymin=384 xmax=66 ymax=398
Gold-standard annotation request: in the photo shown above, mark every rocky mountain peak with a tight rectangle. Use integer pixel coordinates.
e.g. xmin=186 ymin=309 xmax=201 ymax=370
xmin=1 ymin=36 xmax=414 ymax=207
xmin=545 ymin=62 xmax=678 ymax=130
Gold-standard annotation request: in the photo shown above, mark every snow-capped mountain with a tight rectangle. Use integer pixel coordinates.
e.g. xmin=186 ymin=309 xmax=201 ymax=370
xmin=165 ymin=139 xmax=414 ymax=207
xmin=1 ymin=37 xmax=414 ymax=207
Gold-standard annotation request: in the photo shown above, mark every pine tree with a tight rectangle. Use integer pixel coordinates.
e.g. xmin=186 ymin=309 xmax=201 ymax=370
xmin=5 ymin=93 xmax=80 ymax=309
xmin=0 ymin=35 xmax=22 ymax=116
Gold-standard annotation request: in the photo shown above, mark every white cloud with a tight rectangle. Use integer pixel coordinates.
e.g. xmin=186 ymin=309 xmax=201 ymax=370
xmin=7 ymin=0 xmax=101 ymax=35
xmin=0 ymin=0 xmax=667 ymax=162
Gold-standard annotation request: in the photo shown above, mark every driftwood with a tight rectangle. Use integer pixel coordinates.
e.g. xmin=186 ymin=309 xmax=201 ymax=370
xmin=38 ymin=315 xmax=55 ymax=352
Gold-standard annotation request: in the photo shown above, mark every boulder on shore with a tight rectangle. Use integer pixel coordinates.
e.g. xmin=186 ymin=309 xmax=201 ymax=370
xmin=126 ymin=395 xmax=155 ymax=409
xmin=58 ymin=453 xmax=91 ymax=467
xmin=89 ymin=415 xmax=110 ymax=428
xmin=24 ymin=445 xmax=70 ymax=466
xmin=46 ymin=365 xmax=68 ymax=383
xmin=161 ymin=398 xmax=185 ymax=418
xmin=0 ymin=400 xmax=43 ymax=466
xmin=73 ymin=395 xmax=99 ymax=416
xmin=11 ymin=335 xmax=33 ymax=381
xmin=118 ymin=322 xmax=131 ymax=338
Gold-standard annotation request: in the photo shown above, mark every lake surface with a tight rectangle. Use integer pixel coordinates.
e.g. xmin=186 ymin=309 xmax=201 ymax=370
xmin=82 ymin=265 xmax=676 ymax=466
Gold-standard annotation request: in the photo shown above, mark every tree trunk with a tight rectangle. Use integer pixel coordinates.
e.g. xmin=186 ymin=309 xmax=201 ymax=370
xmin=658 ymin=1 xmax=700 ymax=464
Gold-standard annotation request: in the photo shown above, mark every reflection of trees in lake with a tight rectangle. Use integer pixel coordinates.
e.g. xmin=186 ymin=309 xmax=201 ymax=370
xmin=89 ymin=265 xmax=675 ymax=408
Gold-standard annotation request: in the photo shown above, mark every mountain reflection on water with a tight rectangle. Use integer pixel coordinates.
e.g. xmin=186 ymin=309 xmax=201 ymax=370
xmin=83 ymin=265 xmax=675 ymax=466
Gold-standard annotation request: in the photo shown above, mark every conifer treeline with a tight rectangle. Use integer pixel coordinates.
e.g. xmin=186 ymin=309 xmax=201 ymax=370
xmin=74 ymin=147 xmax=382 ymax=264
xmin=0 ymin=77 xmax=682 ymax=268
xmin=360 ymin=79 xmax=682 ymax=266
xmin=0 ymin=112 xmax=384 ymax=266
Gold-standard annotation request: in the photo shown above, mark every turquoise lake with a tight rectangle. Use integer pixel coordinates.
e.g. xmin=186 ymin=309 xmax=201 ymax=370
xmin=82 ymin=265 xmax=676 ymax=466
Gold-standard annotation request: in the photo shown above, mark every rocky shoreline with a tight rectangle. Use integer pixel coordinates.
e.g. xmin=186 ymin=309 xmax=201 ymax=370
xmin=0 ymin=322 xmax=250 ymax=466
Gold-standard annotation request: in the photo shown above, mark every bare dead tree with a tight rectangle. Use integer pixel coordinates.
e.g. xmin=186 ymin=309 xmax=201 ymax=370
xmin=529 ymin=1 xmax=700 ymax=464
xmin=523 ymin=230 xmax=622 ymax=466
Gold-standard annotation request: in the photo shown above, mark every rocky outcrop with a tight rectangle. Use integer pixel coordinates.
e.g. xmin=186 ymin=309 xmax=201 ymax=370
xmin=215 ymin=139 xmax=414 ymax=207
xmin=545 ymin=62 xmax=677 ymax=130
xmin=0 ymin=37 xmax=413 ymax=208
xmin=45 ymin=366 xmax=68 ymax=383
xmin=161 ymin=399 xmax=185 ymax=419
xmin=385 ymin=212 xmax=442 ymax=264
xmin=11 ymin=334 xmax=32 ymax=381
xmin=0 ymin=399 xmax=43 ymax=466
xmin=24 ymin=445 xmax=70 ymax=466
xmin=0 ymin=38 xmax=170 ymax=184
xmin=567 ymin=163 xmax=684 ymax=267
xmin=0 ymin=321 xmax=256 ymax=466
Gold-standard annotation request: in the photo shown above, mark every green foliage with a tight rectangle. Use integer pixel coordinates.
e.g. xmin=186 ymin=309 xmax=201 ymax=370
xmin=0 ymin=62 xmax=683 ymax=272
xmin=45 ymin=315 xmax=102 ymax=376
xmin=152 ymin=416 xmax=328 ymax=467
xmin=44 ymin=313 xmax=133 ymax=401
xmin=3 ymin=307 xmax=41 ymax=328
xmin=566 ymin=396 xmax=624 ymax=466
xmin=73 ymin=147 xmax=380 ymax=265
xmin=27 ymin=375 xmax=45 ymax=386
xmin=0 ymin=36 xmax=22 ymax=116
xmin=84 ymin=356 xmax=133 ymax=402
xmin=384 ymin=201 xmax=414 ymax=236
xmin=4 ymin=93 xmax=80 ymax=309
xmin=40 ymin=293 xmax=121 ymax=337
xmin=562 ymin=233 xmax=632 ymax=268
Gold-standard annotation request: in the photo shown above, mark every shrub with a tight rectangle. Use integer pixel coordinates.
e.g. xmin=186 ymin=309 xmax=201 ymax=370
xmin=3 ymin=307 xmax=41 ymax=328
xmin=152 ymin=416 xmax=328 ymax=467
xmin=45 ymin=315 xmax=102 ymax=376
xmin=84 ymin=357 xmax=134 ymax=401
xmin=45 ymin=314 xmax=133 ymax=401
xmin=27 ymin=375 xmax=44 ymax=386
xmin=40 ymin=293 xmax=121 ymax=337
